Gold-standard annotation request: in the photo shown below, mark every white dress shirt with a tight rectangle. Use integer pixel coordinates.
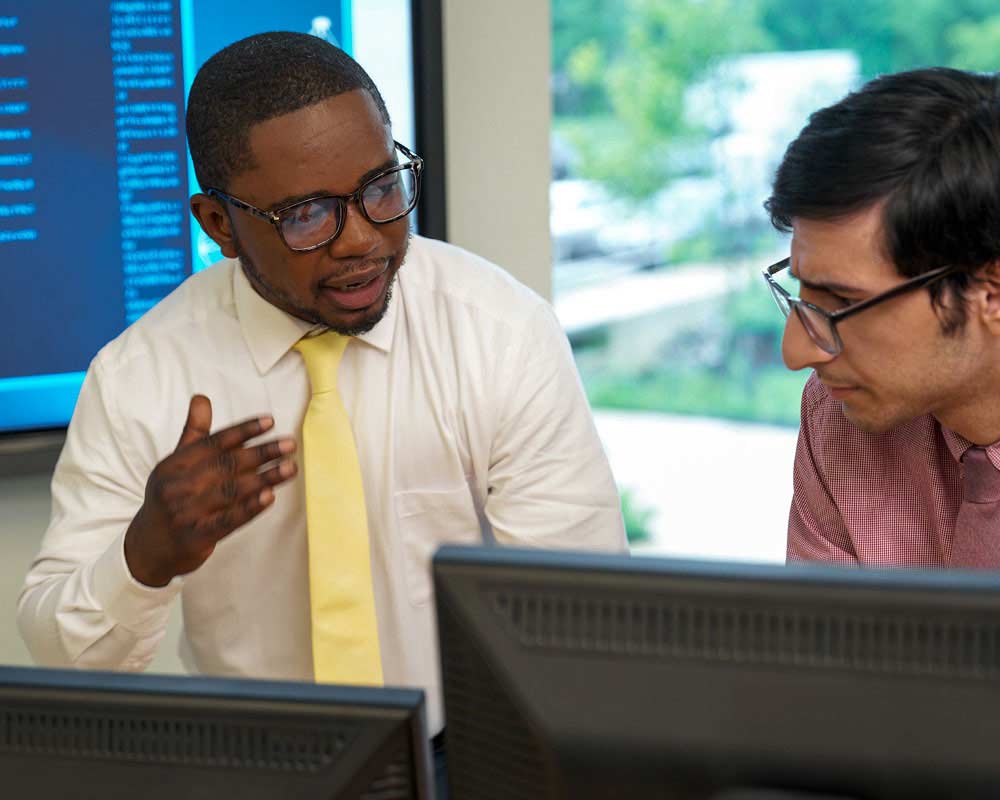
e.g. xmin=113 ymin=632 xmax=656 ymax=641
xmin=18 ymin=235 xmax=626 ymax=733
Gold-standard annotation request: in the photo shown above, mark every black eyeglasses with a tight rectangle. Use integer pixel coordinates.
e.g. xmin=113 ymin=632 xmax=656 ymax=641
xmin=762 ymin=256 xmax=954 ymax=356
xmin=206 ymin=141 xmax=423 ymax=252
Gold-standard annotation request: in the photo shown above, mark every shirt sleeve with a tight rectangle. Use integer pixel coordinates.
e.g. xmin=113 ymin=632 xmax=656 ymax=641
xmin=484 ymin=303 xmax=627 ymax=553
xmin=16 ymin=356 xmax=182 ymax=670
xmin=786 ymin=374 xmax=859 ymax=564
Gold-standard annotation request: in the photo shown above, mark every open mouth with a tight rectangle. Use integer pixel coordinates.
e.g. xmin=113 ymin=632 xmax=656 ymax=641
xmin=319 ymin=261 xmax=391 ymax=311
xmin=323 ymin=260 xmax=390 ymax=291
xmin=344 ymin=276 xmax=375 ymax=290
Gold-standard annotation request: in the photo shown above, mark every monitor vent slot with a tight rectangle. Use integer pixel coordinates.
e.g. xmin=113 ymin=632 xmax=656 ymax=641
xmin=0 ymin=707 xmax=353 ymax=772
xmin=489 ymin=587 xmax=1000 ymax=680
xmin=359 ymin=748 xmax=414 ymax=800
xmin=438 ymin=597 xmax=552 ymax=800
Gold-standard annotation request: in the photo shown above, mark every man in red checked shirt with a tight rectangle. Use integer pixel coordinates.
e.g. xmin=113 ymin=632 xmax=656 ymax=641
xmin=762 ymin=66 xmax=1000 ymax=568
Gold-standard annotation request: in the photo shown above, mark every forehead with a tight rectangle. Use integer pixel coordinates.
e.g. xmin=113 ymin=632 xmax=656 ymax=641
xmin=790 ymin=205 xmax=901 ymax=285
xmin=233 ymin=90 xmax=393 ymax=201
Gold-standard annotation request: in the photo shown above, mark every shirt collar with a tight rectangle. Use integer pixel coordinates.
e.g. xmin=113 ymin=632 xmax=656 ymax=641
xmin=939 ymin=423 xmax=1000 ymax=470
xmin=232 ymin=259 xmax=398 ymax=375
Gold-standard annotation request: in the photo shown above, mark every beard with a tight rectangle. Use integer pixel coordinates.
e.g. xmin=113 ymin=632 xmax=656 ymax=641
xmin=232 ymin=233 xmax=404 ymax=336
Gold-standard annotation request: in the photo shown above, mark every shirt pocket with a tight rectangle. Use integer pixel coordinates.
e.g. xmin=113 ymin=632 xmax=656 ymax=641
xmin=394 ymin=486 xmax=482 ymax=607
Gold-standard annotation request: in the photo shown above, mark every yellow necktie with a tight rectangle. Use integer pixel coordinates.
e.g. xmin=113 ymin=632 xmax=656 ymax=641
xmin=295 ymin=332 xmax=383 ymax=685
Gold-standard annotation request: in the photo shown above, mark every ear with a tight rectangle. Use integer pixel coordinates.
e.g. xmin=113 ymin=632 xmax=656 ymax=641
xmin=190 ymin=193 xmax=240 ymax=259
xmin=975 ymin=261 xmax=1000 ymax=335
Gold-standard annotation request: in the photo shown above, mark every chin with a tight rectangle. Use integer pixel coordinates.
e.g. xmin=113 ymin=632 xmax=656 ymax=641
xmin=322 ymin=278 xmax=394 ymax=336
xmin=840 ymin=399 xmax=915 ymax=434
xmin=841 ymin=409 xmax=889 ymax=433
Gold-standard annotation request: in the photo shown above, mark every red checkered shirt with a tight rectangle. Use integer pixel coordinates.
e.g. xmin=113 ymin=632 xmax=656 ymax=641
xmin=787 ymin=372 xmax=1000 ymax=566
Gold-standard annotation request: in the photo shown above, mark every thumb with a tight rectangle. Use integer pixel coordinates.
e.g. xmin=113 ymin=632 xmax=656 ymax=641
xmin=176 ymin=394 xmax=212 ymax=450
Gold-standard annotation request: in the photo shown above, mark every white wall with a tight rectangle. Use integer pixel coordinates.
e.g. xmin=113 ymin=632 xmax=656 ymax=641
xmin=442 ymin=0 xmax=553 ymax=300
xmin=0 ymin=472 xmax=50 ymax=666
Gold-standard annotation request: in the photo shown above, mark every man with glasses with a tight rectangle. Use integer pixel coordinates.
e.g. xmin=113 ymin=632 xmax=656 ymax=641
xmin=762 ymin=66 xmax=1000 ymax=568
xmin=18 ymin=30 xmax=626 ymax=769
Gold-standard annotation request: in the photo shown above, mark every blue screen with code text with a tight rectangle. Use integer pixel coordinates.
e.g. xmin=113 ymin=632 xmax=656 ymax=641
xmin=0 ymin=0 xmax=415 ymax=433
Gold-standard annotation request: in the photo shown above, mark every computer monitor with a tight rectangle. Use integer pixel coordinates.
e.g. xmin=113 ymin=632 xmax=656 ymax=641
xmin=0 ymin=665 xmax=433 ymax=799
xmin=434 ymin=545 xmax=1000 ymax=800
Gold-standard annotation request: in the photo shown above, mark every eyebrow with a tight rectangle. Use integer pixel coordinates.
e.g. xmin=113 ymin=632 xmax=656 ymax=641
xmin=263 ymin=156 xmax=398 ymax=212
xmin=789 ymin=265 xmax=866 ymax=296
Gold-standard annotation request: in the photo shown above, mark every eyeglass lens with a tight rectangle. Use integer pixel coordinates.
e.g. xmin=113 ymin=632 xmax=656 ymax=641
xmin=767 ymin=281 xmax=791 ymax=317
xmin=792 ymin=304 xmax=838 ymax=354
xmin=278 ymin=167 xmax=418 ymax=249
xmin=767 ymin=268 xmax=839 ymax=355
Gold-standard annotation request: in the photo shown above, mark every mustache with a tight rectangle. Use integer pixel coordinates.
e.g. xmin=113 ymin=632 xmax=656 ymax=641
xmin=318 ymin=257 xmax=390 ymax=285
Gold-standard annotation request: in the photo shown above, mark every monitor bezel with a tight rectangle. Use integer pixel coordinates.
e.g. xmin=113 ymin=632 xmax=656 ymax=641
xmin=0 ymin=664 xmax=433 ymax=799
xmin=434 ymin=544 xmax=1000 ymax=800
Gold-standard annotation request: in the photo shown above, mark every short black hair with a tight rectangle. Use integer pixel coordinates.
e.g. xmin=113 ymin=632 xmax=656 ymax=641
xmin=766 ymin=67 xmax=1000 ymax=332
xmin=186 ymin=31 xmax=391 ymax=192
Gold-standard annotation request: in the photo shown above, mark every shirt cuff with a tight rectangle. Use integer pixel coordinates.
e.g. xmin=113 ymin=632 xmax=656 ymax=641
xmin=88 ymin=530 xmax=183 ymax=633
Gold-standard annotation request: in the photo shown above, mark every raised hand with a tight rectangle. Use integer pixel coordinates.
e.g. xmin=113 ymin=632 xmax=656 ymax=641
xmin=123 ymin=395 xmax=298 ymax=587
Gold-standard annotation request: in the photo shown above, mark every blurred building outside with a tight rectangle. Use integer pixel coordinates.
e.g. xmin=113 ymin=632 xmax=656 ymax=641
xmin=551 ymin=48 xmax=861 ymax=562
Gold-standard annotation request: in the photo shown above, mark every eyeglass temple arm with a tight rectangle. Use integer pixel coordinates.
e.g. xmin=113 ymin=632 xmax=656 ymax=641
xmin=394 ymin=141 xmax=423 ymax=171
xmin=766 ymin=257 xmax=791 ymax=277
xmin=207 ymin=189 xmax=279 ymax=223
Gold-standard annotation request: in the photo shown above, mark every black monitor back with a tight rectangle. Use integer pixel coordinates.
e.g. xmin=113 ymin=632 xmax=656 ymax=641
xmin=434 ymin=545 xmax=1000 ymax=800
xmin=0 ymin=666 xmax=433 ymax=799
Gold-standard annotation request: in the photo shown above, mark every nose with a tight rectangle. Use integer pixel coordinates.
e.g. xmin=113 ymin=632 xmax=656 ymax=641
xmin=329 ymin=198 xmax=379 ymax=258
xmin=781 ymin=308 xmax=837 ymax=371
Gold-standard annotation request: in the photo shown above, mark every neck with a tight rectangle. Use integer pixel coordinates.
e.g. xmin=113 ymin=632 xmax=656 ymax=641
xmin=940 ymin=420 xmax=1000 ymax=448
xmin=935 ymin=386 xmax=1000 ymax=447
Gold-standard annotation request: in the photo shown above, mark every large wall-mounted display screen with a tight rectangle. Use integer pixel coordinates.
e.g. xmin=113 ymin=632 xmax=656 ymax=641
xmin=0 ymin=0 xmax=418 ymax=433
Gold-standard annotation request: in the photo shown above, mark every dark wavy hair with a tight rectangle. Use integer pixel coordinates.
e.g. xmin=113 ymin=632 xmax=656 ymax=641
xmin=185 ymin=31 xmax=390 ymax=192
xmin=765 ymin=67 xmax=1000 ymax=333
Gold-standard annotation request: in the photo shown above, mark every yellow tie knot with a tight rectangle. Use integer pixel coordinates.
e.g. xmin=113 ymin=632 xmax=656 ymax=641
xmin=294 ymin=331 xmax=349 ymax=395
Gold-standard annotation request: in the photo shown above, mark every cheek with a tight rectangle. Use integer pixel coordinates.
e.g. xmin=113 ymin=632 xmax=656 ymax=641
xmin=852 ymin=325 xmax=939 ymax=396
xmin=241 ymin=233 xmax=317 ymax=295
xmin=233 ymin=222 xmax=281 ymax=266
xmin=280 ymin=256 xmax=327 ymax=298
xmin=381 ymin=217 xmax=411 ymax=251
xmin=839 ymin=307 xmax=917 ymax=365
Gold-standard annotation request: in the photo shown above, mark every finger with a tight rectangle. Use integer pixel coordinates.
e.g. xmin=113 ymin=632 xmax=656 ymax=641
xmin=178 ymin=458 xmax=297 ymax=520
xmin=155 ymin=438 xmax=295 ymax=515
xmin=176 ymin=414 xmax=277 ymax=469
xmin=190 ymin=437 xmax=296 ymax=479
xmin=192 ymin=485 xmax=278 ymax=545
xmin=176 ymin=395 xmax=213 ymax=450
xmin=199 ymin=415 xmax=277 ymax=458
xmin=222 ymin=437 xmax=297 ymax=476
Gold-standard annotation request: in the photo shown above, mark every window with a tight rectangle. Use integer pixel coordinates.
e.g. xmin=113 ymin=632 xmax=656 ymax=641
xmin=551 ymin=0 xmax=1000 ymax=560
